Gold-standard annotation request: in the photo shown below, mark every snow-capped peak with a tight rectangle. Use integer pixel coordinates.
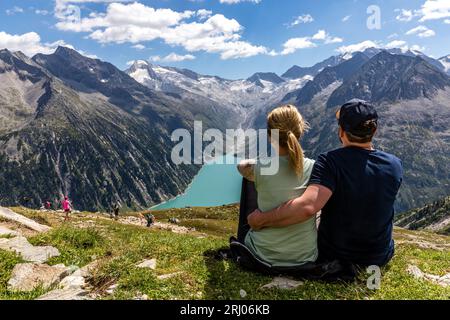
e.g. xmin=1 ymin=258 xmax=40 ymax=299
xmin=134 ymin=60 xmax=149 ymax=67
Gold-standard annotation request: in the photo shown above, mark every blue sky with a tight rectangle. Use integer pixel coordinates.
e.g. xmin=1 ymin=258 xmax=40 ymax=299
xmin=0 ymin=0 xmax=449 ymax=79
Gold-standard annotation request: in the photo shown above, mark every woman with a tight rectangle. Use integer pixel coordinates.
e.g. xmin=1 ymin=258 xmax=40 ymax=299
xmin=237 ymin=104 xmax=318 ymax=267
xmin=62 ymin=196 xmax=72 ymax=221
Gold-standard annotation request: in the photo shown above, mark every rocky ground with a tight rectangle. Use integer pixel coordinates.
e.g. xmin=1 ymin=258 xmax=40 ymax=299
xmin=0 ymin=206 xmax=449 ymax=300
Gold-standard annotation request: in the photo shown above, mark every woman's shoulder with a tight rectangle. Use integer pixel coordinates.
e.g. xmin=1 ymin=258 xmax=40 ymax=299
xmin=304 ymin=157 xmax=316 ymax=168
xmin=302 ymin=157 xmax=316 ymax=179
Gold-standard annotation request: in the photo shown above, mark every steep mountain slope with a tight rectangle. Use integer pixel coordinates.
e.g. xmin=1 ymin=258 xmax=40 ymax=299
xmin=0 ymin=50 xmax=51 ymax=135
xmin=247 ymin=72 xmax=286 ymax=86
xmin=395 ymin=195 xmax=450 ymax=235
xmin=281 ymin=55 xmax=344 ymax=79
xmin=282 ymin=52 xmax=370 ymax=104
xmin=327 ymin=51 xmax=450 ymax=107
xmin=439 ymin=55 xmax=450 ymax=75
xmin=33 ymin=47 xmax=232 ymax=131
xmin=0 ymin=48 xmax=199 ymax=211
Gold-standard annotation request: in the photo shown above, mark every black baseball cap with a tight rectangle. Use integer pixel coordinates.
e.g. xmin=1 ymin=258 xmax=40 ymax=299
xmin=336 ymin=99 xmax=378 ymax=136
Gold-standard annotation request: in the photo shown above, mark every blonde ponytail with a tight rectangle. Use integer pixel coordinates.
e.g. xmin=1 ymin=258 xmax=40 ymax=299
xmin=287 ymin=131 xmax=304 ymax=177
xmin=267 ymin=105 xmax=308 ymax=177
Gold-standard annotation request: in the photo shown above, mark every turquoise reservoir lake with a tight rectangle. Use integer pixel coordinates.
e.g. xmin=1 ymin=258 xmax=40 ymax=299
xmin=151 ymin=155 xmax=243 ymax=210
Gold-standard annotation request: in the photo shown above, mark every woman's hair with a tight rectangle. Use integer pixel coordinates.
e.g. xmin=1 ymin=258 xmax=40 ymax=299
xmin=267 ymin=104 xmax=308 ymax=176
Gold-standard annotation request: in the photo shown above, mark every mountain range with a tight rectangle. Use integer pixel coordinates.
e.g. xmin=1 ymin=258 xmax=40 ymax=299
xmin=395 ymin=195 xmax=450 ymax=235
xmin=0 ymin=45 xmax=449 ymax=212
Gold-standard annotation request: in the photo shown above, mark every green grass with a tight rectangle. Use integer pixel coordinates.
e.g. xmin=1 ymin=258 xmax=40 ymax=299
xmin=0 ymin=250 xmax=48 ymax=300
xmin=0 ymin=206 xmax=449 ymax=300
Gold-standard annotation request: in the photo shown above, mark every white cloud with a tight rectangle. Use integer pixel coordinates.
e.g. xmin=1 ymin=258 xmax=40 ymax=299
xmin=197 ymin=9 xmax=212 ymax=20
xmin=336 ymin=40 xmax=381 ymax=54
xmin=280 ymin=29 xmax=342 ymax=55
xmin=6 ymin=6 xmax=24 ymax=15
xmin=336 ymin=39 xmax=426 ymax=55
xmin=35 ymin=9 xmax=50 ymax=15
xmin=281 ymin=37 xmax=316 ymax=55
xmin=219 ymin=0 xmax=261 ymax=4
xmin=388 ymin=33 xmax=399 ymax=39
xmin=312 ymin=30 xmax=327 ymax=40
xmin=342 ymin=15 xmax=351 ymax=22
xmin=406 ymin=25 xmax=436 ymax=38
xmin=0 ymin=31 xmax=53 ymax=56
xmin=410 ymin=44 xmax=426 ymax=52
xmin=54 ymin=2 xmax=269 ymax=60
xmin=0 ymin=31 xmax=97 ymax=59
xmin=418 ymin=0 xmax=450 ymax=21
xmin=444 ymin=19 xmax=450 ymax=24
xmin=132 ymin=44 xmax=145 ymax=50
xmin=395 ymin=9 xmax=415 ymax=22
xmin=384 ymin=40 xmax=408 ymax=50
xmin=150 ymin=53 xmax=196 ymax=62
xmin=289 ymin=14 xmax=314 ymax=27
xmin=395 ymin=1 xmax=450 ymax=23
xmin=312 ymin=30 xmax=343 ymax=44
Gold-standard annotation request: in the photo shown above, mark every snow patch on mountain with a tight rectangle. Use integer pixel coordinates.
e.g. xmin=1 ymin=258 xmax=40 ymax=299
xmin=125 ymin=61 xmax=311 ymax=124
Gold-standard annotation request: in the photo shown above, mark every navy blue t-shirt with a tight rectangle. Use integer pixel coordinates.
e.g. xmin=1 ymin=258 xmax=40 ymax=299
xmin=308 ymin=147 xmax=403 ymax=266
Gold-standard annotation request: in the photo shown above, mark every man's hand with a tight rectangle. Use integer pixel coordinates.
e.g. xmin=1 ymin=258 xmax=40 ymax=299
xmin=247 ymin=209 xmax=265 ymax=230
xmin=247 ymin=185 xmax=332 ymax=229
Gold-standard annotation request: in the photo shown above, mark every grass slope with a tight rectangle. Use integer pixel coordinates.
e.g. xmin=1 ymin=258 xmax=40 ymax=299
xmin=1 ymin=206 xmax=449 ymax=300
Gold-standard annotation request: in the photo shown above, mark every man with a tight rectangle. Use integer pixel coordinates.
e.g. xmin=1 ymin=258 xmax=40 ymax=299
xmin=141 ymin=212 xmax=156 ymax=227
xmin=247 ymin=100 xmax=403 ymax=267
xmin=112 ymin=201 xmax=121 ymax=220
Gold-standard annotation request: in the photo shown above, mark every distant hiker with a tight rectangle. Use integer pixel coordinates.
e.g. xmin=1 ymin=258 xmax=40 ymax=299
xmin=45 ymin=201 xmax=52 ymax=210
xmin=246 ymin=100 xmax=403 ymax=275
xmin=62 ymin=196 xmax=72 ymax=221
xmin=112 ymin=201 xmax=121 ymax=220
xmin=236 ymin=105 xmax=318 ymax=267
xmin=168 ymin=217 xmax=180 ymax=225
xmin=141 ymin=212 xmax=156 ymax=227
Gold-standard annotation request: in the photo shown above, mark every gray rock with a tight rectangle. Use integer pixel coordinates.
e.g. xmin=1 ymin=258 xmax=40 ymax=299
xmin=0 ymin=236 xmax=60 ymax=263
xmin=36 ymin=287 xmax=92 ymax=300
xmin=8 ymin=263 xmax=70 ymax=291
xmin=0 ymin=207 xmax=51 ymax=232
xmin=407 ymin=265 xmax=450 ymax=287
xmin=59 ymin=274 xmax=86 ymax=289
xmin=137 ymin=259 xmax=157 ymax=270
xmin=0 ymin=225 xmax=19 ymax=236
xmin=260 ymin=277 xmax=304 ymax=290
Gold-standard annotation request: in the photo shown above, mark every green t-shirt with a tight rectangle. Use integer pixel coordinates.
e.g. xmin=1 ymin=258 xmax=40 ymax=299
xmin=245 ymin=156 xmax=318 ymax=267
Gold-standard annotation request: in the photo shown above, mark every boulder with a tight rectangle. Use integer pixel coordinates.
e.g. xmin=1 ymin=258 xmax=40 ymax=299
xmin=0 ymin=207 xmax=51 ymax=232
xmin=260 ymin=277 xmax=304 ymax=290
xmin=36 ymin=287 xmax=92 ymax=300
xmin=407 ymin=265 xmax=450 ymax=287
xmin=8 ymin=263 xmax=70 ymax=291
xmin=137 ymin=259 xmax=157 ymax=270
xmin=0 ymin=236 xmax=60 ymax=263
xmin=59 ymin=274 xmax=86 ymax=289
xmin=0 ymin=225 xmax=19 ymax=236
